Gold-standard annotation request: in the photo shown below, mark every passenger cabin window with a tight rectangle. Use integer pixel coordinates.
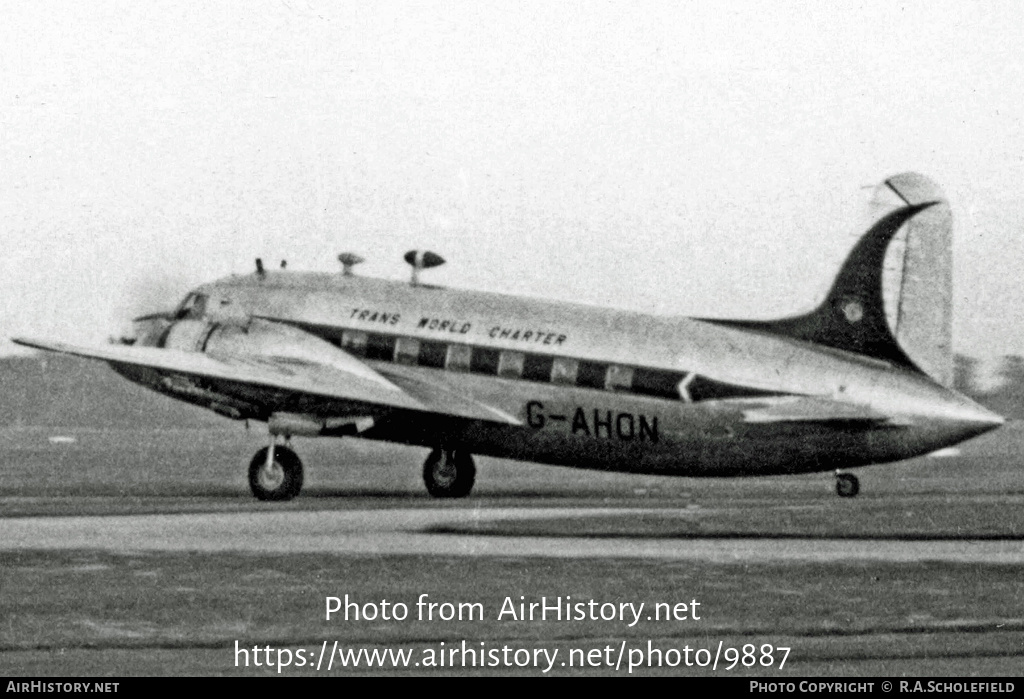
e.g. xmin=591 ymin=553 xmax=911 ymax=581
xmin=551 ymin=357 xmax=578 ymax=385
xmin=497 ymin=351 xmax=525 ymax=379
xmin=365 ymin=334 xmax=397 ymax=361
xmin=418 ymin=340 xmax=447 ymax=369
xmin=522 ymin=354 xmax=554 ymax=382
xmin=471 ymin=347 xmax=500 ymax=375
xmin=576 ymin=361 xmax=608 ymax=389
xmin=446 ymin=344 xmax=472 ymax=372
xmin=395 ymin=338 xmax=420 ymax=365
xmin=341 ymin=330 xmax=368 ymax=356
xmin=328 ymin=324 xmax=696 ymax=403
xmin=606 ymin=365 xmax=634 ymax=391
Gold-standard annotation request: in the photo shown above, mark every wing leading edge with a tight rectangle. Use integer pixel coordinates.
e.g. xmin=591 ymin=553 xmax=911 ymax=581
xmin=11 ymin=336 xmax=522 ymax=425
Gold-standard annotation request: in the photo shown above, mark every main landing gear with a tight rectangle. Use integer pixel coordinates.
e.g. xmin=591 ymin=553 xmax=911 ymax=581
xmin=246 ymin=441 xmax=476 ymax=501
xmin=248 ymin=439 xmax=304 ymax=501
xmin=835 ymin=471 xmax=860 ymax=498
xmin=423 ymin=448 xmax=476 ymax=498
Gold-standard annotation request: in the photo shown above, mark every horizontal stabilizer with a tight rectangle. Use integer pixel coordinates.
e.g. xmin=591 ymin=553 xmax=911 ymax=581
xmin=742 ymin=397 xmax=893 ymax=425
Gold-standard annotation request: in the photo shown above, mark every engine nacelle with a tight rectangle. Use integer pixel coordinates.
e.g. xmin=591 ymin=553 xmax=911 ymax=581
xmin=148 ymin=317 xmax=347 ymax=364
xmin=133 ymin=316 xmax=391 ymax=423
xmin=204 ymin=318 xmax=393 ymax=390
xmin=204 ymin=319 xmax=341 ymax=365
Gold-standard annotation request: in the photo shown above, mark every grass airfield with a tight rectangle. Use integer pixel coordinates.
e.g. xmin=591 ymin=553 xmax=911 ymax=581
xmin=0 ymin=423 xmax=1022 ymax=676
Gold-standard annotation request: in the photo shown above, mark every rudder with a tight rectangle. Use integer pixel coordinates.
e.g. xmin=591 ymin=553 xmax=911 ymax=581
xmin=878 ymin=173 xmax=953 ymax=386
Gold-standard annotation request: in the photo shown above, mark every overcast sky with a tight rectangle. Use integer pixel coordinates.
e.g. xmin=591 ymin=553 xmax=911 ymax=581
xmin=3 ymin=1 xmax=1024 ymax=358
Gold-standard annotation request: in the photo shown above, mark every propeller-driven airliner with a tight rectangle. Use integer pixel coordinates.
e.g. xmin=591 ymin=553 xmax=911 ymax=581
xmin=14 ymin=173 xmax=1003 ymax=500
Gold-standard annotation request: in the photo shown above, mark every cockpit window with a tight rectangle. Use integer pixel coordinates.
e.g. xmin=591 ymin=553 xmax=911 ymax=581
xmin=173 ymin=293 xmax=209 ymax=320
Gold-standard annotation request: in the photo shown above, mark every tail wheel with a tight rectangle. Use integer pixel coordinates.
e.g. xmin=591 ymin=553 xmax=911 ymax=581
xmin=249 ymin=445 xmax=304 ymax=501
xmin=835 ymin=473 xmax=860 ymax=498
xmin=423 ymin=449 xmax=476 ymax=498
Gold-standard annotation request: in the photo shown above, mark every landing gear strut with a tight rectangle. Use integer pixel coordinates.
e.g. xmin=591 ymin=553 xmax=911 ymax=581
xmin=249 ymin=440 xmax=304 ymax=501
xmin=835 ymin=472 xmax=859 ymax=498
xmin=423 ymin=448 xmax=476 ymax=498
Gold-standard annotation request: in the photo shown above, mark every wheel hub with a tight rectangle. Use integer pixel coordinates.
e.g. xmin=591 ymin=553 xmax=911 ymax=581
xmin=259 ymin=461 xmax=285 ymax=490
xmin=432 ymin=456 xmax=458 ymax=487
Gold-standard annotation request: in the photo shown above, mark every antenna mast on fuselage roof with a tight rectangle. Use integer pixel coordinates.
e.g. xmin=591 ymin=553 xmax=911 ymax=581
xmin=338 ymin=252 xmax=365 ymax=276
xmin=404 ymin=250 xmax=445 ymax=286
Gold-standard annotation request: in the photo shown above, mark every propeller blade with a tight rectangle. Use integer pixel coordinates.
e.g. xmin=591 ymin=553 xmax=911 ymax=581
xmin=132 ymin=311 xmax=176 ymax=322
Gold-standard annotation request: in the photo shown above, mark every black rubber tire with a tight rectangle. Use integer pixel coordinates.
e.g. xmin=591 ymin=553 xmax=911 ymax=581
xmin=835 ymin=473 xmax=860 ymax=498
xmin=248 ymin=445 xmax=304 ymax=501
xmin=423 ymin=449 xmax=476 ymax=498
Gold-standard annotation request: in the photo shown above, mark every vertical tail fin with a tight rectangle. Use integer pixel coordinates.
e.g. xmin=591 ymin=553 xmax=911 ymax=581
xmin=710 ymin=173 xmax=953 ymax=385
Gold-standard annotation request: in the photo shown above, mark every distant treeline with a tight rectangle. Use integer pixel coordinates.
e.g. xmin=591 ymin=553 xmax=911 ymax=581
xmin=955 ymin=354 xmax=1024 ymax=420
xmin=1 ymin=353 xmax=1021 ymax=429
xmin=0 ymin=355 xmax=226 ymax=429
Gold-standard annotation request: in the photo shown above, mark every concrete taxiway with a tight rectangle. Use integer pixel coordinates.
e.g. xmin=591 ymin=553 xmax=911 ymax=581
xmin=4 ymin=507 xmax=1023 ymax=563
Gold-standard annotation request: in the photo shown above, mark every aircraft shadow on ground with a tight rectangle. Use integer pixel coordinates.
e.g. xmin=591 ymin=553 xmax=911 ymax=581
xmin=302 ymin=488 xmax=583 ymax=500
xmin=421 ymin=525 xmax=1024 ymax=542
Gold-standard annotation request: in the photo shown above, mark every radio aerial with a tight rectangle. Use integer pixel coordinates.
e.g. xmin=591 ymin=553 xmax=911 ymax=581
xmin=337 ymin=252 xmax=365 ymax=276
xmin=404 ymin=250 xmax=445 ymax=286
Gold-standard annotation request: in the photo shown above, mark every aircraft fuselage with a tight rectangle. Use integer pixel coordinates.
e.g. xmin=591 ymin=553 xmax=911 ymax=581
xmin=124 ymin=271 xmax=1001 ymax=479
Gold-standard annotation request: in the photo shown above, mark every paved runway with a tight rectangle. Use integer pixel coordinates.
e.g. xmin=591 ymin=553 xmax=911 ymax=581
xmin=5 ymin=507 xmax=1024 ymax=563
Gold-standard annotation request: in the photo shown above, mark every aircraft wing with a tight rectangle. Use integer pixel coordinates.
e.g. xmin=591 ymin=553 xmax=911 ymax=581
xmin=10 ymin=337 xmax=518 ymax=424
xmin=741 ymin=396 xmax=894 ymax=425
xmin=376 ymin=363 xmax=523 ymax=425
